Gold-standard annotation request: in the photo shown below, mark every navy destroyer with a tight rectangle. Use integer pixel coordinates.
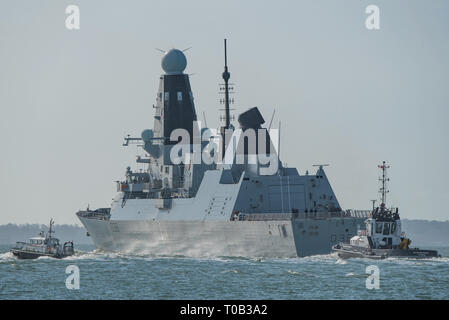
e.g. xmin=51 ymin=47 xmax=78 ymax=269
xmin=77 ymin=40 xmax=370 ymax=257
xmin=333 ymin=162 xmax=440 ymax=259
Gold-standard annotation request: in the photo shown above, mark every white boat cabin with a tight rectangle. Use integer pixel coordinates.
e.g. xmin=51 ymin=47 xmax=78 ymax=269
xmin=350 ymin=210 xmax=407 ymax=249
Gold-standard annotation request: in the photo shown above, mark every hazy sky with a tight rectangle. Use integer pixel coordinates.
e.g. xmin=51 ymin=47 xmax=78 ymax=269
xmin=1 ymin=0 xmax=448 ymax=224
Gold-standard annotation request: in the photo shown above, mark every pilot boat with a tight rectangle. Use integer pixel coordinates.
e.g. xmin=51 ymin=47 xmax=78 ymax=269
xmin=332 ymin=162 xmax=440 ymax=260
xmin=10 ymin=219 xmax=75 ymax=259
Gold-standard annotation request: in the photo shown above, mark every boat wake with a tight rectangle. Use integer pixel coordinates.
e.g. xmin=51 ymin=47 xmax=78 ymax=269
xmin=0 ymin=251 xmax=15 ymax=261
xmin=335 ymin=258 xmax=348 ymax=265
xmin=329 ymin=254 xmax=449 ymax=265
xmin=380 ymin=255 xmax=449 ymax=264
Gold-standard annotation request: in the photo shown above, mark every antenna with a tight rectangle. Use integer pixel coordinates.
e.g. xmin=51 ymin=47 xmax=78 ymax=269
xmin=371 ymin=199 xmax=377 ymax=211
xmin=378 ymin=161 xmax=390 ymax=205
xmin=219 ymin=39 xmax=235 ymax=160
xmin=268 ymin=109 xmax=276 ymax=131
xmin=122 ymin=134 xmax=142 ymax=147
xmin=48 ymin=218 xmax=54 ymax=239
xmin=278 ymin=121 xmax=281 ymax=167
xmin=222 ymin=38 xmax=231 ymax=129
xmin=202 ymin=111 xmax=208 ymax=128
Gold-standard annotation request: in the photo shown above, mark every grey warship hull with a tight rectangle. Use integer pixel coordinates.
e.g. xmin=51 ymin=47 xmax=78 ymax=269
xmin=78 ymin=213 xmax=366 ymax=257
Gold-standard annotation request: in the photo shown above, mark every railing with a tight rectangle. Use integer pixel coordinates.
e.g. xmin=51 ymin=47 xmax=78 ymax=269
xmin=238 ymin=213 xmax=293 ymax=221
xmin=346 ymin=209 xmax=372 ymax=218
xmin=236 ymin=209 xmax=372 ymax=221
xmin=76 ymin=210 xmax=111 ymax=221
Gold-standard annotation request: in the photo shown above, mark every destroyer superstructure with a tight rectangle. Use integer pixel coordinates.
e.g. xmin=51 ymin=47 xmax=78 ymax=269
xmin=77 ymin=40 xmax=369 ymax=257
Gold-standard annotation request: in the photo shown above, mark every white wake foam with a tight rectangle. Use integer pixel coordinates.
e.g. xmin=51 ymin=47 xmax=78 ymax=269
xmin=0 ymin=251 xmax=15 ymax=261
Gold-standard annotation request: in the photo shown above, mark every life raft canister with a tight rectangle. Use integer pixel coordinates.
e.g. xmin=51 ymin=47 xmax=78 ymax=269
xmin=400 ymin=238 xmax=411 ymax=250
xmin=121 ymin=183 xmax=129 ymax=191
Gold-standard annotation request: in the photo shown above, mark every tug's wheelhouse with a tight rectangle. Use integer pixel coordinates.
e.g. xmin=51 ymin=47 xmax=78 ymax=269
xmin=365 ymin=206 xmax=403 ymax=249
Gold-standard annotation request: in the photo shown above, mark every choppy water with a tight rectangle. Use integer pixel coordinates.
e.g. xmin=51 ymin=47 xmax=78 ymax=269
xmin=1 ymin=244 xmax=448 ymax=300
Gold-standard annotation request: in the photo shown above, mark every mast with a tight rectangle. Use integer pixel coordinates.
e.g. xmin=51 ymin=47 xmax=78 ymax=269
xmin=219 ymin=39 xmax=234 ymax=159
xmin=222 ymin=39 xmax=231 ymax=129
xmin=378 ymin=161 xmax=390 ymax=205
xmin=48 ymin=218 xmax=54 ymax=239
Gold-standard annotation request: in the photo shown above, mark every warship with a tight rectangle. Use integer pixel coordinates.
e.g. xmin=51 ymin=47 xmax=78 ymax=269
xmin=333 ymin=162 xmax=440 ymax=259
xmin=10 ymin=219 xmax=74 ymax=259
xmin=77 ymin=40 xmax=370 ymax=257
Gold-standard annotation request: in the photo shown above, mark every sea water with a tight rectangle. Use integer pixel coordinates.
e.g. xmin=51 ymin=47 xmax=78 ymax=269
xmin=0 ymin=244 xmax=448 ymax=300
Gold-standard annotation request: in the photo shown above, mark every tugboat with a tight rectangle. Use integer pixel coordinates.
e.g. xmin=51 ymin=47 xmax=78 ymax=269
xmin=333 ymin=162 xmax=440 ymax=260
xmin=10 ymin=219 xmax=75 ymax=259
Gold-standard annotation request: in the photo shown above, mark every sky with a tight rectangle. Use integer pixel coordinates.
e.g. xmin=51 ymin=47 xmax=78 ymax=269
xmin=0 ymin=0 xmax=448 ymax=224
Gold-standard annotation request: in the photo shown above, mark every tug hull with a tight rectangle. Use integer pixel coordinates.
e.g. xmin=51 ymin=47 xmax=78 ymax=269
xmin=333 ymin=244 xmax=440 ymax=260
xmin=10 ymin=249 xmax=71 ymax=259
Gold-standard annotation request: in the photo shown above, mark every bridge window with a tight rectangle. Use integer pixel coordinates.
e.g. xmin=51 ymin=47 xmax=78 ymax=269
xmin=376 ymin=222 xmax=383 ymax=233
xmin=177 ymin=91 xmax=182 ymax=101
xmin=383 ymin=222 xmax=390 ymax=235
xmin=164 ymin=92 xmax=169 ymax=101
xmin=391 ymin=222 xmax=396 ymax=234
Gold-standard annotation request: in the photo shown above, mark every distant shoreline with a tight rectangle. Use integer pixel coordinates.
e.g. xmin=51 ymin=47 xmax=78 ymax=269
xmin=0 ymin=223 xmax=92 ymax=245
xmin=1 ymin=219 xmax=448 ymax=246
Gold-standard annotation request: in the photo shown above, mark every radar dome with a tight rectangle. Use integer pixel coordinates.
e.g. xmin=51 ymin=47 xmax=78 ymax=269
xmin=161 ymin=49 xmax=187 ymax=74
xmin=141 ymin=129 xmax=154 ymax=142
